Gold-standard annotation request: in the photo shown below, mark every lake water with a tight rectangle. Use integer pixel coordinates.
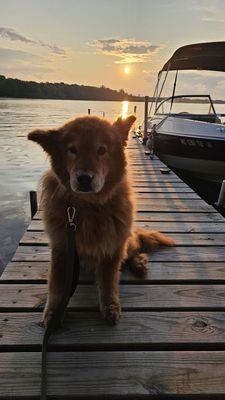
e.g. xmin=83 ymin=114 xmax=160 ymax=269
xmin=0 ymin=98 xmax=144 ymax=273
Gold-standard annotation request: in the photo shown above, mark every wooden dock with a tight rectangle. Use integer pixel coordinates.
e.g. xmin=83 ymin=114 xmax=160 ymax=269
xmin=1 ymin=137 xmax=225 ymax=398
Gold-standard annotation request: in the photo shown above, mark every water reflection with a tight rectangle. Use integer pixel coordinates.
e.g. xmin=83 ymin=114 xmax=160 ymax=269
xmin=121 ymin=100 xmax=129 ymax=119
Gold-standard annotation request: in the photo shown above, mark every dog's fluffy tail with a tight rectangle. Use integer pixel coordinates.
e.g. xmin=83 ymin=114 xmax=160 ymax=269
xmin=138 ymin=228 xmax=175 ymax=251
xmin=127 ymin=228 xmax=174 ymax=258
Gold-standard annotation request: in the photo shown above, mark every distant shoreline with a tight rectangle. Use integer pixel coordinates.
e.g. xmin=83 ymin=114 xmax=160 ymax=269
xmin=0 ymin=75 xmax=144 ymax=102
xmin=1 ymin=96 xmax=225 ymax=104
xmin=0 ymin=96 xmax=145 ymax=102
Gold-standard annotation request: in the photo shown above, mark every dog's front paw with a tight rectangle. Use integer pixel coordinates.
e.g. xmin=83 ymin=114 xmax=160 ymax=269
xmin=101 ymin=301 xmax=121 ymax=325
xmin=41 ymin=307 xmax=55 ymax=328
xmin=41 ymin=307 xmax=64 ymax=329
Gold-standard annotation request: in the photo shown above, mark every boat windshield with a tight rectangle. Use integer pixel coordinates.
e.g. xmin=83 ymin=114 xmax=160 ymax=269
xmin=155 ymin=95 xmax=216 ymax=116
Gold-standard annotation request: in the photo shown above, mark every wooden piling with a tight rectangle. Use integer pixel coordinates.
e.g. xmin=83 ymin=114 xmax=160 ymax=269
xmin=29 ymin=190 xmax=37 ymax=219
xmin=143 ymin=96 xmax=149 ymax=145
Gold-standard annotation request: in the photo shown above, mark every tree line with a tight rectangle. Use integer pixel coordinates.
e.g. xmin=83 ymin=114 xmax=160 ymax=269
xmin=0 ymin=75 xmax=144 ymax=101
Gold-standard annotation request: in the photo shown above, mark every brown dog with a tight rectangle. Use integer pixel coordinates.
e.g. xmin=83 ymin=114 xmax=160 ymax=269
xmin=28 ymin=115 xmax=174 ymax=326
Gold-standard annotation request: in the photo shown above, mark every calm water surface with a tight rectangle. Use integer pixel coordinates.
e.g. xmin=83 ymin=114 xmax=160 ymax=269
xmin=0 ymin=99 xmax=144 ymax=273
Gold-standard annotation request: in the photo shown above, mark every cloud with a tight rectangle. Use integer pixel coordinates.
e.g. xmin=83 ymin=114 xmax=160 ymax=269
xmin=202 ymin=15 xmax=225 ymax=23
xmin=0 ymin=47 xmax=41 ymax=63
xmin=191 ymin=0 xmax=225 ymax=23
xmin=0 ymin=47 xmax=54 ymax=80
xmin=0 ymin=27 xmax=66 ymax=55
xmin=88 ymin=38 xmax=161 ymax=64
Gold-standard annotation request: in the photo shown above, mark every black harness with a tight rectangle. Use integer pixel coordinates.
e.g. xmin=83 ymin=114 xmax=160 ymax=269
xmin=41 ymin=206 xmax=80 ymax=399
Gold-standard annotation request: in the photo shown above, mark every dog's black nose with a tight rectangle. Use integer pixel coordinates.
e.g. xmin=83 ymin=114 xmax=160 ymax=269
xmin=77 ymin=172 xmax=93 ymax=192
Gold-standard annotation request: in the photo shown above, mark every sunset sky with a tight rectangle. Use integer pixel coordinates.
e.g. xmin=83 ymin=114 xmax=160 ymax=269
xmin=1 ymin=0 xmax=225 ymax=98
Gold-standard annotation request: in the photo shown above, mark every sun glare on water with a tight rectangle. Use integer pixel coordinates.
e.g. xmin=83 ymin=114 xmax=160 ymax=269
xmin=121 ymin=100 xmax=129 ymax=119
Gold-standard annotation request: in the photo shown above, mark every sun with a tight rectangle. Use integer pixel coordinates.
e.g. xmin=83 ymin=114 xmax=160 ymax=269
xmin=124 ymin=65 xmax=130 ymax=74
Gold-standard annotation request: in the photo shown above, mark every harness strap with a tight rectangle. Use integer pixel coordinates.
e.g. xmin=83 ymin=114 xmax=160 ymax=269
xmin=41 ymin=206 xmax=80 ymax=400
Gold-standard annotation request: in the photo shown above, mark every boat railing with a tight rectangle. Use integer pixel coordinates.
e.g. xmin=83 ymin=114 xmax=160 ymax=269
xmin=155 ymin=94 xmax=217 ymax=116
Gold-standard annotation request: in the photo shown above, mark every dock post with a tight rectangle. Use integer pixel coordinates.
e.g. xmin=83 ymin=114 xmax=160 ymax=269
xmin=215 ymin=180 xmax=225 ymax=208
xmin=88 ymin=109 xmax=91 ymax=115
xmin=143 ymin=96 xmax=149 ymax=145
xmin=29 ymin=190 xmax=37 ymax=219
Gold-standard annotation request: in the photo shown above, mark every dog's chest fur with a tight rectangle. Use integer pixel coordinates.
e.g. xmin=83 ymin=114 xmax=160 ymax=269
xmin=75 ymin=196 xmax=133 ymax=262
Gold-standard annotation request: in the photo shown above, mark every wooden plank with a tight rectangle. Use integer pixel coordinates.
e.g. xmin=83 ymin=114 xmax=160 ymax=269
xmin=3 ymin=261 xmax=225 ymax=283
xmin=135 ymin=192 xmax=200 ymax=199
xmin=1 ymin=262 xmax=49 ymax=281
xmin=128 ymin=157 xmax=162 ymax=160
xmin=1 ymin=351 xmax=225 ymax=397
xmin=12 ymin=245 xmax=225 ymax=262
xmin=1 ymin=311 xmax=225 ymax=347
xmin=132 ymin=176 xmax=183 ymax=182
xmin=128 ymin=158 xmax=161 ymax=162
xmin=133 ymin=182 xmax=188 ymax=187
xmin=32 ymin=192 xmax=201 ymax=209
xmin=19 ymin=231 xmax=225 ymax=246
xmin=128 ymin=158 xmax=162 ymax=161
xmin=131 ymin=168 xmax=177 ymax=173
xmin=137 ymin=222 xmax=225 ymax=232
xmin=33 ymin=196 xmax=211 ymax=213
xmin=133 ymin=199 xmax=215 ymax=212
xmin=130 ymin=164 xmax=173 ymax=169
xmin=32 ymin=192 xmax=201 ymax=222
xmin=133 ymin=187 xmax=197 ymax=193
xmin=130 ymin=167 xmax=175 ymax=172
xmin=138 ymin=199 xmax=214 ymax=211
xmin=135 ymin=212 xmax=224 ymax=222
xmin=30 ymin=199 xmax=215 ymax=214
xmin=2 ymin=284 xmax=225 ymax=310
xmin=132 ymin=173 xmax=179 ymax=179
xmin=32 ymin=211 xmax=224 ymax=224
xmin=132 ymin=178 xmax=184 ymax=183
xmin=139 ymin=195 xmax=203 ymax=201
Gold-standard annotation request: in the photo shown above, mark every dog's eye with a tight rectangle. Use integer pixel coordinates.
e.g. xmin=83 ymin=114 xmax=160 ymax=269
xmin=97 ymin=146 xmax=107 ymax=156
xmin=68 ymin=146 xmax=77 ymax=155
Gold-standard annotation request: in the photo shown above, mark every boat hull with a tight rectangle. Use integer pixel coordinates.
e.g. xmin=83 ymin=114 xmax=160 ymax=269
xmin=149 ymin=116 xmax=225 ymax=184
xmin=154 ymin=132 xmax=225 ymax=183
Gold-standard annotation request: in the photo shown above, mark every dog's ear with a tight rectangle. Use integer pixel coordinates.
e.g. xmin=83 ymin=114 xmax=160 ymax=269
xmin=28 ymin=128 xmax=61 ymax=153
xmin=113 ymin=115 xmax=136 ymax=145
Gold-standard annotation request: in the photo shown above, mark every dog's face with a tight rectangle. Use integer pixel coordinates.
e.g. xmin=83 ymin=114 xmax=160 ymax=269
xmin=28 ymin=115 xmax=136 ymax=195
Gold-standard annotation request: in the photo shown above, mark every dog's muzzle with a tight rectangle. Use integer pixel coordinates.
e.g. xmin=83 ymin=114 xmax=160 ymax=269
xmin=77 ymin=172 xmax=93 ymax=192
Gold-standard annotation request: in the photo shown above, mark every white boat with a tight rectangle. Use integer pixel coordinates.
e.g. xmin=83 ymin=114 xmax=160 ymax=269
xmin=142 ymin=42 xmax=225 ymax=184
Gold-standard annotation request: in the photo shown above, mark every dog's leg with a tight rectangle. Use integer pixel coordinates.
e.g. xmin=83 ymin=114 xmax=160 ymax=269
xmin=42 ymin=240 xmax=68 ymax=327
xmin=96 ymin=256 xmax=121 ymax=325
